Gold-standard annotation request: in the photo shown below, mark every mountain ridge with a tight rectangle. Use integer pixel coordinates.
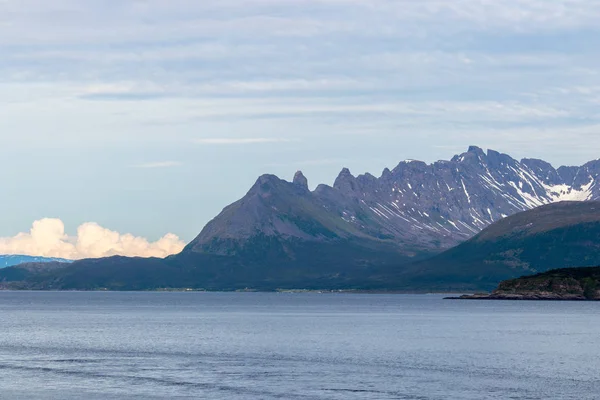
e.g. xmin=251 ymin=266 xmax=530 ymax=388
xmin=188 ymin=146 xmax=600 ymax=258
xmin=0 ymin=255 xmax=72 ymax=269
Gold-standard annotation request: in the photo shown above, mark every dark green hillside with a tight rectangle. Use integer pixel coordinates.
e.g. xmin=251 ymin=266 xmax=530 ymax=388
xmin=398 ymin=201 xmax=600 ymax=291
xmin=0 ymin=240 xmax=418 ymax=291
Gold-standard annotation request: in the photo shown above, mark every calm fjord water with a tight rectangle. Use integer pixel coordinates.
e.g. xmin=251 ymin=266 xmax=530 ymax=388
xmin=0 ymin=292 xmax=598 ymax=399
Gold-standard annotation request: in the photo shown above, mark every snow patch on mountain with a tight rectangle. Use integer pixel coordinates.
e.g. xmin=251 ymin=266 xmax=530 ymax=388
xmin=544 ymin=179 xmax=595 ymax=201
xmin=324 ymin=146 xmax=600 ymax=250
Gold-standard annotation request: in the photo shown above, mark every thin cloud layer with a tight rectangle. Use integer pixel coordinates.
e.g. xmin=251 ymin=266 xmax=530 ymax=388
xmin=132 ymin=161 xmax=182 ymax=168
xmin=0 ymin=219 xmax=186 ymax=260
xmin=195 ymin=138 xmax=292 ymax=144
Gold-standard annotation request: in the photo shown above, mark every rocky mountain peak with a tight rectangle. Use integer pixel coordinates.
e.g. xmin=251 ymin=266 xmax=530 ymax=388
xmin=468 ymin=145 xmax=486 ymax=157
xmin=333 ymin=168 xmax=357 ymax=194
xmin=338 ymin=167 xmax=352 ymax=177
xmin=293 ymin=171 xmax=309 ymax=190
xmin=451 ymin=145 xmax=488 ymax=167
xmin=247 ymin=174 xmax=283 ymax=197
xmin=381 ymin=168 xmax=393 ymax=181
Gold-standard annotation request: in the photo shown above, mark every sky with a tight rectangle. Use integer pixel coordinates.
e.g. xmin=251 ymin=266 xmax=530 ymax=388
xmin=2 ymin=0 xmax=600 ymax=258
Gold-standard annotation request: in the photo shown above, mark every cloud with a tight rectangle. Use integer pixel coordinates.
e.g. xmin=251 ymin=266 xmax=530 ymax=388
xmin=264 ymin=158 xmax=349 ymax=167
xmin=194 ymin=138 xmax=293 ymax=144
xmin=0 ymin=218 xmax=186 ymax=260
xmin=132 ymin=161 xmax=182 ymax=169
xmin=2 ymin=1 xmax=600 ymax=48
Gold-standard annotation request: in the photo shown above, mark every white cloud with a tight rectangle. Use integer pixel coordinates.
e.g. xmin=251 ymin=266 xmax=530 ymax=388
xmin=194 ymin=138 xmax=293 ymax=144
xmin=0 ymin=218 xmax=186 ymax=260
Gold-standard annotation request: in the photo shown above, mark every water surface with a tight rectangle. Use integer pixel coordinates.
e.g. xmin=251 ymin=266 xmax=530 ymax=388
xmin=0 ymin=292 xmax=598 ymax=399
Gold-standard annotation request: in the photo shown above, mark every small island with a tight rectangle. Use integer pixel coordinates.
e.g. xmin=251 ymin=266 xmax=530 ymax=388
xmin=450 ymin=267 xmax=600 ymax=301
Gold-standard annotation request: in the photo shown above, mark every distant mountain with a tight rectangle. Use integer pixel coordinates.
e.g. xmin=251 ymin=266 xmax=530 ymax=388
xmin=3 ymin=147 xmax=600 ymax=291
xmin=186 ymin=171 xmax=426 ymax=261
xmin=0 ymin=255 xmax=71 ymax=269
xmin=399 ymin=201 xmax=600 ymax=291
xmin=191 ymin=146 xmax=600 ymax=259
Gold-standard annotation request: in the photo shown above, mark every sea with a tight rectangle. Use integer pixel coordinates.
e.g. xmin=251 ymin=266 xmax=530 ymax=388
xmin=0 ymin=292 xmax=598 ymax=399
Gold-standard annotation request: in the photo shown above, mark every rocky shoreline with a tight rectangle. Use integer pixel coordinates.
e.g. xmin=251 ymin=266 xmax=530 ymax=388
xmin=447 ymin=266 xmax=600 ymax=301
xmin=446 ymin=293 xmax=598 ymax=301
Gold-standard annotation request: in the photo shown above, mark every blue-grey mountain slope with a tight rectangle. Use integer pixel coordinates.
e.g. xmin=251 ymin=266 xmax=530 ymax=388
xmin=0 ymin=255 xmax=71 ymax=268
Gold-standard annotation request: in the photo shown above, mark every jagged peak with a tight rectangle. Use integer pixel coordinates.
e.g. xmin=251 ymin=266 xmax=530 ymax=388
xmin=293 ymin=170 xmax=309 ymax=190
xmin=452 ymin=146 xmax=487 ymax=165
xmin=334 ymin=167 xmax=354 ymax=182
xmin=247 ymin=174 xmax=284 ymax=195
xmin=253 ymin=173 xmax=280 ymax=184
xmin=339 ymin=167 xmax=352 ymax=176
xmin=256 ymin=173 xmax=280 ymax=183
xmin=381 ymin=167 xmax=392 ymax=180
xmin=468 ymin=145 xmax=485 ymax=156
xmin=334 ymin=167 xmax=357 ymax=191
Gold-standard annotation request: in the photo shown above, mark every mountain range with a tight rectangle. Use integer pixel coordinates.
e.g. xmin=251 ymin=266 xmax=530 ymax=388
xmin=2 ymin=146 xmax=600 ymax=291
xmin=192 ymin=146 xmax=599 ymax=259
